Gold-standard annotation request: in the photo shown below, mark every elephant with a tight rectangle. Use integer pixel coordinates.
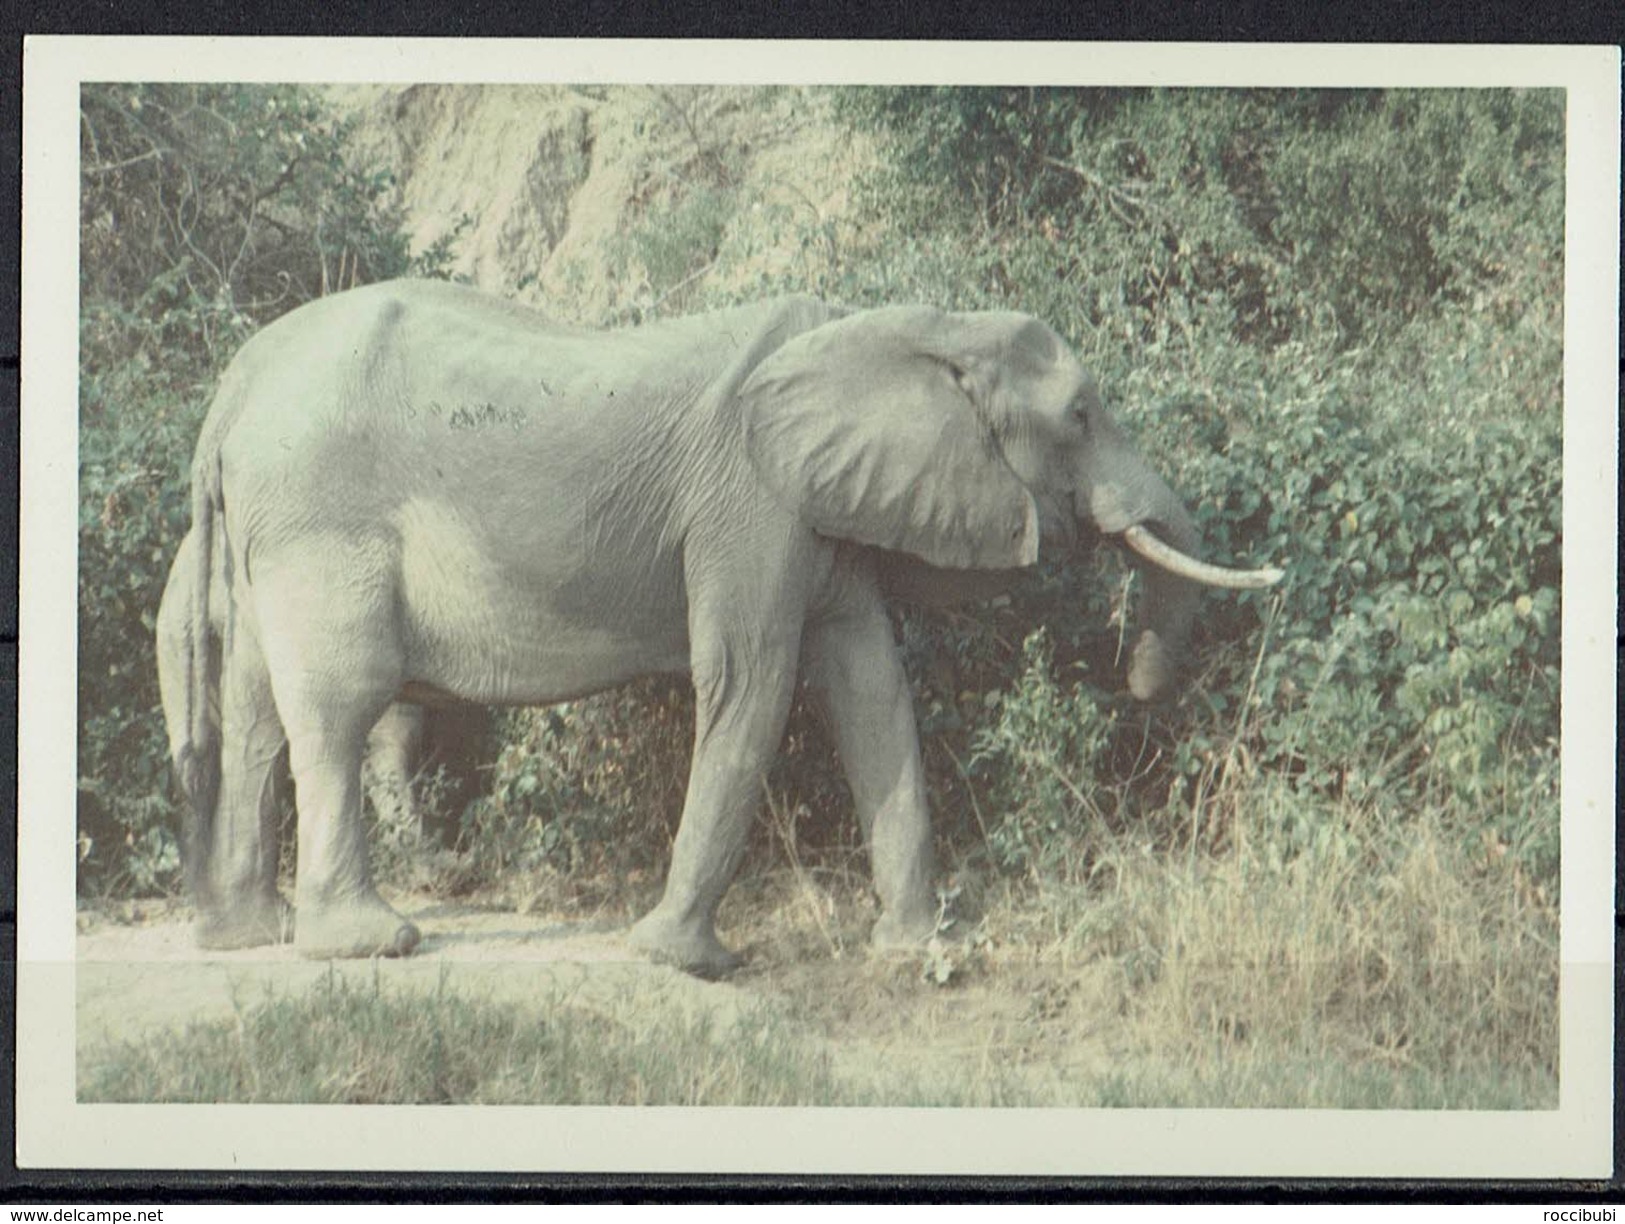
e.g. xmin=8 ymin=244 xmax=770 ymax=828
xmin=168 ymin=279 xmax=1280 ymax=974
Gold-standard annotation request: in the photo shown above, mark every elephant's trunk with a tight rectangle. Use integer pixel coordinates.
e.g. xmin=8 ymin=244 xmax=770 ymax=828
xmin=1086 ymin=459 xmax=1281 ymax=700
xmin=1117 ymin=485 xmax=1203 ymax=701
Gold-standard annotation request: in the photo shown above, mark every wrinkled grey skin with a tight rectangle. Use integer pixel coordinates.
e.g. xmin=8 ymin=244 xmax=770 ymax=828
xmin=157 ymin=531 xmax=445 ymax=882
xmin=173 ymin=280 xmax=1205 ymax=974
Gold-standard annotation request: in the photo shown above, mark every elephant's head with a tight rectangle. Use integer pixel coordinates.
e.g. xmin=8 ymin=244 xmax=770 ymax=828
xmin=741 ymin=305 xmax=1280 ymax=701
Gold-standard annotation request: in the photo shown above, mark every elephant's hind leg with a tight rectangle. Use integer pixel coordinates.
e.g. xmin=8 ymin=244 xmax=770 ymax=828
xmin=252 ymin=551 xmax=420 ymax=959
xmin=194 ymin=609 xmax=289 ymax=950
xmin=804 ymin=598 xmax=938 ymax=952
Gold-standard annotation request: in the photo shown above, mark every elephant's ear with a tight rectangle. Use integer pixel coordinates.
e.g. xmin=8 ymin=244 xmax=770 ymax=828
xmin=739 ymin=307 xmax=1040 ymax=570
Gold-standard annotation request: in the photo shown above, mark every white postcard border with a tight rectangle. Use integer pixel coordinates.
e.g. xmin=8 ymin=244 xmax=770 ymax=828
xmin=18 ymin=36 xmax=1619 ymax=1177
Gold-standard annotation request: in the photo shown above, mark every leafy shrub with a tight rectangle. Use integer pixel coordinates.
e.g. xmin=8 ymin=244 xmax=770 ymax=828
xmin=806 ymin=86 xmax=1563 ymax=894
xmin=460 ymin=683 xmax=693 ymax=886
xmin=1132 ymin=320 xmax=1561 ymax=803
xmin=969 ymin=631 xmax=1118 ymax=876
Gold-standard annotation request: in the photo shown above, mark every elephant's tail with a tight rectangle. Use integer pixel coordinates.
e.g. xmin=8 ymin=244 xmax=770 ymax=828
xmin=177 ymin=449 xmax=223 ymax=899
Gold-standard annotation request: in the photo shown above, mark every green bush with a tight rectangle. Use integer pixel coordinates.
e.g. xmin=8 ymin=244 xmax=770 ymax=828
xmin=969 ymin=631 xmax=1118 ymax=876
xmin=77 ymin=83 xmax=444 ymax=894
xmin=460 ymin=683 xmax=692 ymax=884
xmin=796 ymin=87 xmax=1563 ymax=891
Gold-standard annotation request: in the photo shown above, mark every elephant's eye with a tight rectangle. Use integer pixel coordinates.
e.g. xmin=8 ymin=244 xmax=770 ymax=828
xmin=946 ymin=362 xmax=974 ymax=395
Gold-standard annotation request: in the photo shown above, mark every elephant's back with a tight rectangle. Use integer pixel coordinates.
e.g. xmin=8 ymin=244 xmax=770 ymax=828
xmin=215 ymin=285 xmax=833 ymax=511
xmin=214 ymin=284 xmax=602 ymax=505
xmin=210 ymin=283 xmax=839 ymax=596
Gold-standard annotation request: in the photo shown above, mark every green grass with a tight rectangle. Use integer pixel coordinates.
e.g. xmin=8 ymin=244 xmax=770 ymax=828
xmin=80 ymin=968 xmax=1554 ymax=1108
xmin=81 ymin=969 xmax=848 ymax=1106
xmin=77 ymin=966 xmax=1036 ymax=1107
xmin=1088 ymin=1057 xmax=1552 ymax=1111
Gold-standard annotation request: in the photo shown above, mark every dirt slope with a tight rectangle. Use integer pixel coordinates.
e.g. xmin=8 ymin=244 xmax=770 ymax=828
xmin=328 ymin=84 xmax=871 ymax=322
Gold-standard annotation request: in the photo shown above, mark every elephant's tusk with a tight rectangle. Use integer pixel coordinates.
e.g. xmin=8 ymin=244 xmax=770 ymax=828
xmin=1122 ymin=524 xmax=1284 ymax=590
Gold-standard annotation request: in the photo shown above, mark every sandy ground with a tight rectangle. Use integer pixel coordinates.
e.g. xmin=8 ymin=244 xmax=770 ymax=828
xmin=76 ymin=895 xmax=1120 ymax=1104
xmin=76 ymin=903 xmax=762 ymax=1060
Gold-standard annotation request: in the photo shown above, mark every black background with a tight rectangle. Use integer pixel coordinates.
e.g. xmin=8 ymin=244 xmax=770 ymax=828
xmin=1 ymin=0 xmax=1621 ymax=1204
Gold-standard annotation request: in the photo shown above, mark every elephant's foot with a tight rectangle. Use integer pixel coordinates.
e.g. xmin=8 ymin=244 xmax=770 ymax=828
xmin=195 ymin=895 xmax=293 ymax=951
xmin=870 ymin=903 xmax=940 ymax=954
xmin=294 ymin=892 xmax=420 ymax=959
xmin=627 ymin=908 xmax=744 ymax=978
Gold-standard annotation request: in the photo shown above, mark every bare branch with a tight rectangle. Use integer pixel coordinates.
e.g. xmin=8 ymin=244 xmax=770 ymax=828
xmin=648 ymin=255 xmax=717 ymax=313
xmin=250 ymin=155 xmax=303 ymax=208
xmin=83 ymin=148 xmax=166 ymax=176
xmin=654 ymin=87 xmax=732 ymax=187
xmin=1041 ymin=154 xmax=1152 ymax=225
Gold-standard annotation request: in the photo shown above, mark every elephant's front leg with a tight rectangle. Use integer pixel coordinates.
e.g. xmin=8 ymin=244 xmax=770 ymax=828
xmin=804 ymin=599 xmax=938 ymax=952
xmin=628 ymin=626 xmax=801 ymax=976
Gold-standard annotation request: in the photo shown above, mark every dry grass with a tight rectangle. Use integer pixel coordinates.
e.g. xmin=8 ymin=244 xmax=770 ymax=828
xmin=949 ymin=771 xmax=1559 ymax=1108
